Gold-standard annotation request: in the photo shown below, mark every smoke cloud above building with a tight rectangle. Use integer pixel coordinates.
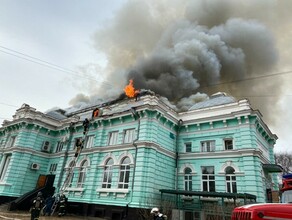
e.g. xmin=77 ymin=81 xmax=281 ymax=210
xmin=71 ymin=0 xmax=292 ymax=133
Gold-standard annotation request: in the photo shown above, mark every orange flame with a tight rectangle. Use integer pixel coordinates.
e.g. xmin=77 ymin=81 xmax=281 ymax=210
xmin=124 ymin=79 xmax=139 ymax=98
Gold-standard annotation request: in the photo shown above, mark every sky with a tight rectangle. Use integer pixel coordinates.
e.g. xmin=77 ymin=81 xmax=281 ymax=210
xmin=1 ymin=0 xmax=292 ymax=153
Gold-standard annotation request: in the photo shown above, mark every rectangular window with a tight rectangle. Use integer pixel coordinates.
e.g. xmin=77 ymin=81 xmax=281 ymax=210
xmin=185 ymin=143 xmax=192 ymax=152
xmin=226 ymin=175 xmax=237 ymax=193
xmin=123 ymin=129 xmax=136 ymax=143
xmin=49 ymin=163 xmax=57 ymax=173
xmin=184 ymin=168 xmax=192 ymax=191
xmin=108 ymin=131 xmax=119 ymax=145
xmin=224 ymin=139 xmax=233 ymax=150
xmin=102 ymin=167 xmax=113 ymax=188
xmin=84 ymin=135 xmax=94 ymax=148
xmin=118 ymin=165 xmax=130 ymax=189
xmin=6 ymin=136 xmax=16 ymax=148
xmin=55 ymin=141 xmax=64 ymax=153
xmin=0 ymin=155 xmax=11 ymax=181
xmin=201 ymin=166 xmax=215 ymax=192
xmin=201 ymin=141 xmax=215 ymax=152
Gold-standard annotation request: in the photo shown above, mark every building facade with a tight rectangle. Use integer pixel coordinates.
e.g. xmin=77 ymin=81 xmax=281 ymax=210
xmin=0 ymin=93 xmax=280 ymax=219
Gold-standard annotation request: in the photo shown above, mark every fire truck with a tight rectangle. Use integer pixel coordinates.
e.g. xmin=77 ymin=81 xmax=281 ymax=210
xmin=231 ymin=174 xmax=292 ymax=219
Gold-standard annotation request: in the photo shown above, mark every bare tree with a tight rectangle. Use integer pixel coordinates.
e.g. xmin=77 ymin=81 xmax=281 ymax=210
xmin=275 ymin=152 xmax=292 ymax=174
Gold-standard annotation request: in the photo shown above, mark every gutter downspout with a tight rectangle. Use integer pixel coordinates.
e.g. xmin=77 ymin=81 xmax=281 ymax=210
xmin=175 ymin=119 xmax=183 ymax=212
xmin=127 ymin=108 xmax=140 ymax=215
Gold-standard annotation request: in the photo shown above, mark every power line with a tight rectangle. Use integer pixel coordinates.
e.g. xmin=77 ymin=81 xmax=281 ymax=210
xmin=203 ymin=70 xmax=292 ymax=88
xmin=0 ymin=45 xmax=76 ymax=73
xmin=2 ymin=45 xmax=292 ymax=89
xmin=0 ymin=102 xmax=19 ymax=108
xmin=0 ymin=45 xmax=112 ymax=87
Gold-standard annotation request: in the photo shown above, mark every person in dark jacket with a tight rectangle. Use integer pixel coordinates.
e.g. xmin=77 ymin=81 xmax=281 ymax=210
xmin=44 ymin=194 xmax=54 ymax=216
xmin=31 ymin=192 xmax=44 ymax=220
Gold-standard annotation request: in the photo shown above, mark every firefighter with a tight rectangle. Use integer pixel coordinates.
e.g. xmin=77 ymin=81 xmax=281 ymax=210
xmin=82 ymin=118 xmax=90 ymax=135
xmin=58 ymin=194 xmax=67 ymax=217
xmin=31 ymin=192 xmax=44 ymax=220
xmin=74 ymin=138 xmax=84 ymax=157
xmin=150 ymin=207 xmax=166 ymax=220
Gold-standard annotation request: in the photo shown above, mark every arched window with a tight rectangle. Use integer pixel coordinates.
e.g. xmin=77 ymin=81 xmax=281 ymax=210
xmin=77 ymin=160 xmax=88 ymax=188
xmin=225 ymin=166 xmax=237 ymax=193
xmin=68 ymin=160 xmax=76 ymax=187
xmin=102 ymin=158 xmax=114 ymax=188
xmin=118 ymin=157 xmax=131 ymax=189
xmin=184 ymin=167 xmax=192 ymax=191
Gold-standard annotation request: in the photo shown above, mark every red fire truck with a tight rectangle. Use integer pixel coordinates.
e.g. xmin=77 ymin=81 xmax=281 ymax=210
xmin=231 ymin=203 xmax=292 ymax=219
xmin=231 ymin=174 xmax=292 ymax=219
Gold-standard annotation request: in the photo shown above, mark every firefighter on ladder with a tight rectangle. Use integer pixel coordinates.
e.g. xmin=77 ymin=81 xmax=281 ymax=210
xmin=82 ymin=118 xmax=90 ymax=135
xmin=58 ymin=193 xmax=67 ymax=217
xmin=30 ymin=192 xmax=44 ymax=220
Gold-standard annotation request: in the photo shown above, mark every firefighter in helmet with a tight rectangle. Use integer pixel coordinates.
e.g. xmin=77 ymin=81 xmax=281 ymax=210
xmin=58 ymin=193 xmax=67 ymax=217
xmin=82 ymin=118 xmax=90 ymax=135
xmin=31 ymin=192 xmax=44 ymax=220
xmin=150 ymin=207 xmax=166 ymax=220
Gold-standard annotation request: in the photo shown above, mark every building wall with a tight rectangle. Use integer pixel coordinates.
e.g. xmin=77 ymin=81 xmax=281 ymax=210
xmin=0 ymin=95 xmax=279 ymax=212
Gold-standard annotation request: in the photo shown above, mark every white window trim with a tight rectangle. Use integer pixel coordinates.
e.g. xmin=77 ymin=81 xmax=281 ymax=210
xmin=123 ymin=129 xmax=136 ymax=144
xmin=224 ymin=138 xmax=234 ymax=150
xmin=201 ymin=166 xmax=215 ymax=192
xmin=0 ymin=155 xmax=11 ymax=181
xmin=84 ymin=135 xmax=95 ymax=148
xmin=201 ymin=140 xmax=215 ymax=152
xmin=108 ymin=131 xmax=119 ymax=145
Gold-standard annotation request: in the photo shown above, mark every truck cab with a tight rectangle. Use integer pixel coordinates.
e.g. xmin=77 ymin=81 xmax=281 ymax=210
xmin=231 ymin=173 xmax=292 ymax=219
xmin=232 ymin=203 xmax=292 ymax=220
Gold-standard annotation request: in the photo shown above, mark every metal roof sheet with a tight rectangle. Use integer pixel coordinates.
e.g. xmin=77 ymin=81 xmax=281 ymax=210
xmin=189 ymin=92 xmax=236 ymax=111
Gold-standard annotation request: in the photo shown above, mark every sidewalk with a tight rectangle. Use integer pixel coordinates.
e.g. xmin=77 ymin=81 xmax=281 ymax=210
xmin=0 ymin=211 xmax=106 ymax=220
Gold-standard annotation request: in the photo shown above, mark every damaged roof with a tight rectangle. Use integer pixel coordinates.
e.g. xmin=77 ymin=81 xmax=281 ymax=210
xmin=189 ymin=92 xmax=236 ymax=111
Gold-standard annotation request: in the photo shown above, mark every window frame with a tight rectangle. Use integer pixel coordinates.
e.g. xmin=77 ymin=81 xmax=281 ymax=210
xmin=118 ymin=157 xmax=131 ymax=189
xmin=201 ymin=140 xmax=215 ymax=152
xmin=55 ymin=141 xmax=64 ymax=153
xmin=108 ymin=131 xmax=119 ymax=145
xmin=201 ymin=166 xmax=215 ymax=192
xmin=123 ymin=129 xmax=136 ymax=144
xmin=225 ymin=166 xmax=237 ymax=193
xmin=102 ymin=158 xmax=114 ymax=188
xmin=0 ymin=155 xmax=11 ymax=181
xmin=77 ymin=160 xmax=88 ymax=188
xmin=67 ymin=161 xmax=76 ymax=187
xmin=49 ymin=163 xmax=58 ymax=173
xmin=84 ymin=135 xmax=94 ymax=148
xmin=6 ymin=136 xmax=16 ymax=148
xmin=185 ymin=142 xmax=192 ymax=153
xmin=224 ymin=139 xmax=233 ymax=150
xmin=184 ymin=167 xmax=192 ymax=191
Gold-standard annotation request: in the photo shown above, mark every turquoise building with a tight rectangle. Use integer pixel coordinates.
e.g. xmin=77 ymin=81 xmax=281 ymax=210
xmin=0 ymin=92 xmax=281 ymax=219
